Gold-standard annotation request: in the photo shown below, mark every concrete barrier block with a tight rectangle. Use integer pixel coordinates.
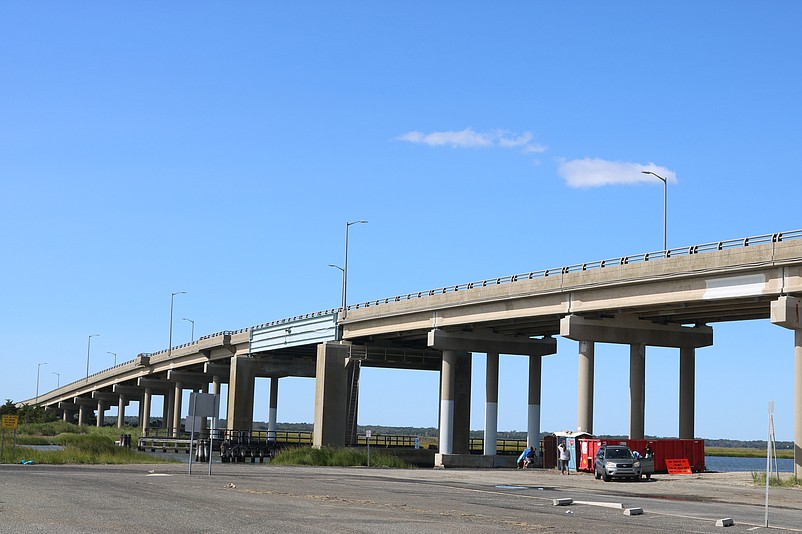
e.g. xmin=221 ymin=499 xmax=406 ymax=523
xmin=715 ymin=518 xmax=734 ymax=527
xmin=552 ymin=498 xmax=573 ymax=506
xmin=624 ymin=508 xmax=643 ymax=516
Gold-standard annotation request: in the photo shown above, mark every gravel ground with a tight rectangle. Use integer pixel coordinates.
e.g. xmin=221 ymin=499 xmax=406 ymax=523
xmin=0 ymin=463 xmax=799 ymax=533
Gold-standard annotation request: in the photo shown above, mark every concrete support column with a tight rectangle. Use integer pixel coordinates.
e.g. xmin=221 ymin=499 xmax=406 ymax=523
xmin=165 ymin=390 xmax=174 ymax=435
xmin=528 ymin=354 xmax=543 ymax=449
xmin=771 ymin=297 xmax=802 ymax=476
xmin=439 ymin=350 xmax=457 ymax=455
xmin=62 ymin=410 xmax=70 ymax=423
xmin=137 ymin=397 xmax=144 ymax=428
xmin=679 ymin=347 xmax=695 ymax=439
xmin=78 ymin=404 xmax=87 ymax=426
xmin=452 ymin=352 xmax=472 ymax=455
xmin=141 ymin=388 xmax=152 ymax=433
xmin=96 ymin=400 xmax=105 ymax=427
xmin=117 ymin=395 xmax=127 ymax=429
xmin=577 ymin=340 xmax=595 ymax=434
xmin=172 ymin=381 xmax=183 ymax=437
xmin=312 ymin=343 xmax=350 ymax=448
xmin=629 ymin=343 xmax=646 ymax=439
xmin=794 ymin=328 xmax=802 ymax=478
xmin=269 ymin=377 xmax=279 ymax=440
xmin=227 ymin=355 xmax=256 ymax=431
xmin=484 ymin=353 xmax=499 ymax=456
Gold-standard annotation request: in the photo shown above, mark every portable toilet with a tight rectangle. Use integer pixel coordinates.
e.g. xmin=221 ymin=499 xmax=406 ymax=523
xmin=553 ymin=431 xmax=591 ymax=472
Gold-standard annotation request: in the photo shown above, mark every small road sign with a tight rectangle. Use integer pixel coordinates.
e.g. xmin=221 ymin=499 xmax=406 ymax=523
xmin=1 ymin=415 xmax=19 ymax=430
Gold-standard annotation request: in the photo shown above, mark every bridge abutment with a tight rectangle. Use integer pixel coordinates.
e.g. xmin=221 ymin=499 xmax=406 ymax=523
xmin=227 ymin=355 xmax=256 ymax=431
xmin=313 ymin=342 xmax=350 ymax=448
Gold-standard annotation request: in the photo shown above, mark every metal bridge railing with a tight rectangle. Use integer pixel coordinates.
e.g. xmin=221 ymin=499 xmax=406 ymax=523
xmin=347 ymin=229 xmax=802 ymax=311
xmin=354 ymin=434 xmax=417 ymax=448
xmin=469 ymin=438 xmax=528 ymax=455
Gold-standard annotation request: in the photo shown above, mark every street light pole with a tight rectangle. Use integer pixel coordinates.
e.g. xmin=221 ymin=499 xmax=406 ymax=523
xmin=107 ymin=351 xmax=117 ymax=366
xmin=36 ymin=362 xmax=47 ymax=405
xmin=641 ymin=170 xmax=668 ymax=251
xmin=341 ymin=220 xmax=367 ymax=319
xmin=52 ymin=372 xmax=60 ymax=388
xmin=86 ymin=333 xmax=100 ymax=382
xmin=168 ymin=291 xmax=186 ymax=359
xmin=328 ymin=263 xmax=345 ymax=304
xmin=182 ymin=317 xmax=195 ymax=342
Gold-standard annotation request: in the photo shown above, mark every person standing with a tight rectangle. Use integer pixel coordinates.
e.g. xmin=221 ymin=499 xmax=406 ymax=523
xmin=558 ymin=442 xmax=571 ymax=474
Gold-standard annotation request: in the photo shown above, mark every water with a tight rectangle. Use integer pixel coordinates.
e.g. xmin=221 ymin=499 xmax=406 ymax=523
xmin=23 ymin=445 xmax=64 ymax=451
xmin=705 ymin=455 xmax=795 ymax=473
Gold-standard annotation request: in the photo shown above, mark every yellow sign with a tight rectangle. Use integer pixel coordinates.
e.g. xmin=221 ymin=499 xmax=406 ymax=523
xmin=1 ymin=415 xmax=19 ymax=430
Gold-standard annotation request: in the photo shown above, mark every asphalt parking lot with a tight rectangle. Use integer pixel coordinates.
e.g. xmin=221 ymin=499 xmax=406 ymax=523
xmin=0 ymin=463 xmax=799 ymax=533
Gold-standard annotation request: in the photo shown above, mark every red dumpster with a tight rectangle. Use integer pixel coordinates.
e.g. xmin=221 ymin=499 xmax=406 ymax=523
xmin=626 ymin=439 xmax=705 ymax=473
xmin=576 ymin=438 xmax=705 ymax=473
xmin=577 ymin=438 xmax=602 ymax=472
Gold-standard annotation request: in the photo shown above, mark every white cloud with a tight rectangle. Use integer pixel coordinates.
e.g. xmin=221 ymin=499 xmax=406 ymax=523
xmin=396 ymin=128 xmax=547 ymax=153
xmin=558 ymin=158 xmax=677 ymax=188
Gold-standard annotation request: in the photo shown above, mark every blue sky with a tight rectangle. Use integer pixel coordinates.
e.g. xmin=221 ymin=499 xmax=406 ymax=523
xmin=2 ymin=2 xmax=800 ymax=441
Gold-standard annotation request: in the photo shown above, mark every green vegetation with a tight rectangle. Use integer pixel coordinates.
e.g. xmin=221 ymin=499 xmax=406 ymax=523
xmin=0 ymin=420 xmax=172 ymax=465
xmin=707 ymin=447 xmax=794 ymax=459
xmin=751 ymin=472 xmax=801 ymax=488
xmin=270 ymin=446 xmax=410 ymax=468
xmin=1 ymin=399 xmax=60 ymax=424
xmin=17 ymin=420 xmax=85 ymax=437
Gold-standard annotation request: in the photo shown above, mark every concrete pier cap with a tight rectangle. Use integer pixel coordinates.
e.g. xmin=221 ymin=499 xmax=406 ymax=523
xmin=771 ymin=295 xmax=802 ymax=329
xmin=560 ymin=314 xmax=713 ymax=348
xmin=427 ymin=328 xmax=557 ymax=356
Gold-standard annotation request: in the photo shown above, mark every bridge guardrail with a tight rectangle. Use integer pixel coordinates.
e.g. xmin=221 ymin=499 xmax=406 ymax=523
xmin=347 ymin=229 xmax=802 ymax=310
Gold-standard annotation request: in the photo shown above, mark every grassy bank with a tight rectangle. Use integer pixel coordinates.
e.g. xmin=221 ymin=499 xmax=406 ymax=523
xmin=751 ymin=472 xmax=801 ymax=488
xmin=706 ymin=447 xmax=794 ymax=459
xmin=1 ymin=422 xmax=173 ymax=465
xmin=271 ymin=446 xmax=410 ymax=468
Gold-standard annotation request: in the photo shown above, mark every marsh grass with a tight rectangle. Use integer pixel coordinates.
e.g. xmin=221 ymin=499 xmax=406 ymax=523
xmin=271 ymin=446 xmax=410 ymax=468
xmin=17 ymin=420 xmax=84 ymax=437
xmin=1 ymin=425 xmax=173 ymax=465
xmin=751 ymin=472 xmax=802 ymax=488
xmin=708 ymin=447 xmax=794 ymax=459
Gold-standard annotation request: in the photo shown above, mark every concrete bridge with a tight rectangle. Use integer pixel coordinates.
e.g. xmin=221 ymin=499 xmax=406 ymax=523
xmin=27 ymin=229 xmax=802 ymax=474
